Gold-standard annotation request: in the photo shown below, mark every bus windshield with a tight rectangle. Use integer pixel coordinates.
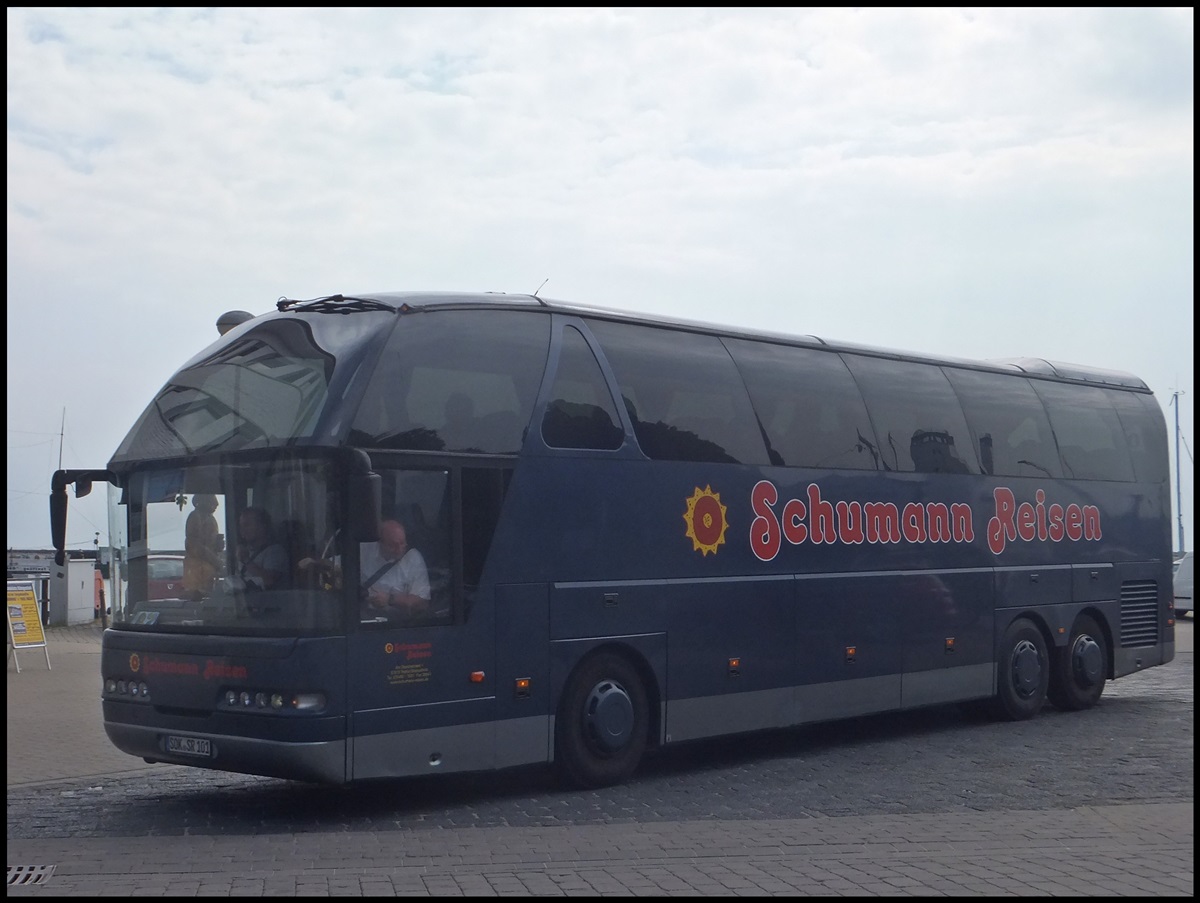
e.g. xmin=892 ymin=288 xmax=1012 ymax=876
xmin=111 ymin=311 xmax=391 ymax=462
xmin=111 ymin=452 xmax=345 ymax=636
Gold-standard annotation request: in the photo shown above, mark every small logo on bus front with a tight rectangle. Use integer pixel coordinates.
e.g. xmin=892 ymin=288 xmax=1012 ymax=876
xmin=683 ymin=485 xmax=728 ymax=556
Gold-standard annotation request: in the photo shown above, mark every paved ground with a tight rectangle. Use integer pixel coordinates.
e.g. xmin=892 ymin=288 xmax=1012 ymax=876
xmin=6 ymin=617 xmax=1193 ymax=896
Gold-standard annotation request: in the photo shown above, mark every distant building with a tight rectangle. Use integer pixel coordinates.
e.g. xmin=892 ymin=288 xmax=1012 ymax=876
xmin=8 ymin=548 xmax=101 ymax=626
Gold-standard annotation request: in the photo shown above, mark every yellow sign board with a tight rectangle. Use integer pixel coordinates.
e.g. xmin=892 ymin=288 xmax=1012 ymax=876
xmin=7 ymin=580 xmax=51 ymax=671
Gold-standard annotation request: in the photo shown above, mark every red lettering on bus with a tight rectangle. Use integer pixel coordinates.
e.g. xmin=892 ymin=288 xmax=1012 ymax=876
xmin=1017 ymin=501 xmax=1037 ymax=541
xmin=143 ymin=657 xmax=200 ymax=676
xmin=902 ymin=503 xmax=927 ymax=543
xmin=864 ymin=502 xmax=901 ymax=544
xmin=807 ymin=484 xmax=837 ymax=544
xmin=1048 ymin=502 xmax=1065 ymax=541
xmin=836 ymin=500 xmax=865 ymax=544
xmin=752 ymin=481 xmax=1094 ymax=559
xmin=203 ymin=661 xmax=249 ymax=681
xmin=926 ymin=503 xmax=950 ymax=542
xmin=951 ymin=504 xmax=974 ymax=542
xmin=750 ymin=480 xmax=781 ymax=561
xmin=988 ymin=487 xmax=1016 ymax=554
xmin=781 ymin=498 xmax=807 ymax=546
xmin=986 ymin=487 xmax=1101 ymax=553
xmin=1066 ymin=504 xmax=1083 ymax=540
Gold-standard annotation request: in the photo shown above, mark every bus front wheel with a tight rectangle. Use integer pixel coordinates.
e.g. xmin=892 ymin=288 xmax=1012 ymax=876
xmin=1047 ymin=614 xmax=1107 ymax=711
xmin=555 ymin=651 xmax=648 ymax=789
xmin=992 ymin=618 xmax=1049 ymax=721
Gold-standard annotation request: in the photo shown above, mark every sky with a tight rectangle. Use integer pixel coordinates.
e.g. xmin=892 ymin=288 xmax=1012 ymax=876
xmin=6 ymin=7 xmax=1195 ymax=554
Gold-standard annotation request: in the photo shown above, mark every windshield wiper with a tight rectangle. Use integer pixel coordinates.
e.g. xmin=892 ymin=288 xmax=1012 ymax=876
xmin=276 ymin=294 xmax=397 ymax=314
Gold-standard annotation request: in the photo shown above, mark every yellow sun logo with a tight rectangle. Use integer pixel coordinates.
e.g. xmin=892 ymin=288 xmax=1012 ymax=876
xmin=683 ymin=485 xmax=728 ymax=556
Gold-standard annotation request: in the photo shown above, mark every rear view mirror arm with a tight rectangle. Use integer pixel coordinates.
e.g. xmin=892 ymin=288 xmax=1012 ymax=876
xmin=50 ymin=469 xmax=117 ymax=566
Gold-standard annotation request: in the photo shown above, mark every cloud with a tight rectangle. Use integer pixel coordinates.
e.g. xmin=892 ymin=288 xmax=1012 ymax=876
xmin=6 ymin=7 xmax=1194 ymax=550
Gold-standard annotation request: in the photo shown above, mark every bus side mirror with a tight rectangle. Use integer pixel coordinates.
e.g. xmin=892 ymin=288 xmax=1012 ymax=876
xmin=50 ymin=469 xmax=117 ymax=566
xmin=50 ymin=478 xmax=69 ymax=567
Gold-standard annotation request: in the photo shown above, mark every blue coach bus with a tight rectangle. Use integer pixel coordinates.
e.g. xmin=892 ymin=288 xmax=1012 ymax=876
xmin=51 ymin=292 xmax=1177 ymax=788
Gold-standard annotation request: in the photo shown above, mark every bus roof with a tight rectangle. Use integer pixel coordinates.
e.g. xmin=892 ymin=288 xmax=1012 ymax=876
xmin=266 ymin=291 xmax=1151 ymax=392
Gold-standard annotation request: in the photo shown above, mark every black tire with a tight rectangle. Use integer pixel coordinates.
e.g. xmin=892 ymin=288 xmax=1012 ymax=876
xmin=1047 ymin=614 xmax=1108 ymax=711
xmin=555 ymin=651 xmax=649 ymax=789
xmin=991 ymin=617 xmax=1049 ymax=721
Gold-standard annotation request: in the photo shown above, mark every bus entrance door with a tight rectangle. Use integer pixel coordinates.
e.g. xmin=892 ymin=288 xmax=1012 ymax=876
xmin=346 ymin=609 xmax=497 ymax=782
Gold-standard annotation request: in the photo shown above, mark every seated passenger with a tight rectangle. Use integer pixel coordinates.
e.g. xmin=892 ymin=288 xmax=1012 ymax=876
xmin=234 ymin=506 xmax=288 ymax=591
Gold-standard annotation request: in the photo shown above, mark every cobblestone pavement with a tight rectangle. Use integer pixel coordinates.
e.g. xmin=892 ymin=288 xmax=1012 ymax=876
xmin=6 ymin=619 xmax=1193 ymax=895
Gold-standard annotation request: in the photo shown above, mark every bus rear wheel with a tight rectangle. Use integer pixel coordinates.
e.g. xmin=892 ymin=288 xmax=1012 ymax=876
xmin=992 ymin=618 xmax=1049 ymax=721
xmin=555 ymin=651 xmax=648 ymax=789
xmin=1047 ymin=614 xmax=1107 ymax=711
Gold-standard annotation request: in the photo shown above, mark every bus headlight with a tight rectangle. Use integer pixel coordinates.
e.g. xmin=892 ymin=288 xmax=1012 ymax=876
xmin=103 ymin=676 xmax=151 ymax=702
xmin=219 ymin=688 xmax=326 ymax=714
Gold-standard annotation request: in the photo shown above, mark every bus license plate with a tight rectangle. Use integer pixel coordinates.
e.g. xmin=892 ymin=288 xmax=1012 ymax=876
xmin=167 ymin=735 xmax=211 ymax=757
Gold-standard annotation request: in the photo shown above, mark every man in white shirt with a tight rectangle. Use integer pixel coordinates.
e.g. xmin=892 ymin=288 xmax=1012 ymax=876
xmin=360 ymin=518 xmax=431 ymax=619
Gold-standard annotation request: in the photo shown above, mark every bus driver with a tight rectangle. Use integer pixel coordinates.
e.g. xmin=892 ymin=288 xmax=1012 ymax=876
xmin=360 ymin=518 xmax=431 ymax=619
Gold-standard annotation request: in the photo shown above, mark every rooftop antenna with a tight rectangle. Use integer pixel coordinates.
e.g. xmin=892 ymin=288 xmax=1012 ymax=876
xmin=533 ymin=278 xmax=549 ymax=297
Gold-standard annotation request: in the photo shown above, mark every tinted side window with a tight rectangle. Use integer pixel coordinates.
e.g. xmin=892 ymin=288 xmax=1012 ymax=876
xmin=723 ymin=338 xmax=880 ymax=470
xmin=1108 ymin=390 xmax=1169 ymax=484
xmin=842 ymin=355 xmax=977 ymax=474
xmin=350 ymin=311 xmax=551 ymax=454
xmin=541 ymin=326 xmax=624 ymax=450
xmin=1031 ymin=381 xmax=1136 ymax=481
xmin=943 ymin=368 xmax=1063 ymax=478
xmin=586 ymin=319 xmax=770 ymax=465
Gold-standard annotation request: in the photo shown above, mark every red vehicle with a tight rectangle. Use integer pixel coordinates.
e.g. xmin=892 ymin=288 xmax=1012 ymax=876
xmin=146 ymin=555 xmax=185 ymax=601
